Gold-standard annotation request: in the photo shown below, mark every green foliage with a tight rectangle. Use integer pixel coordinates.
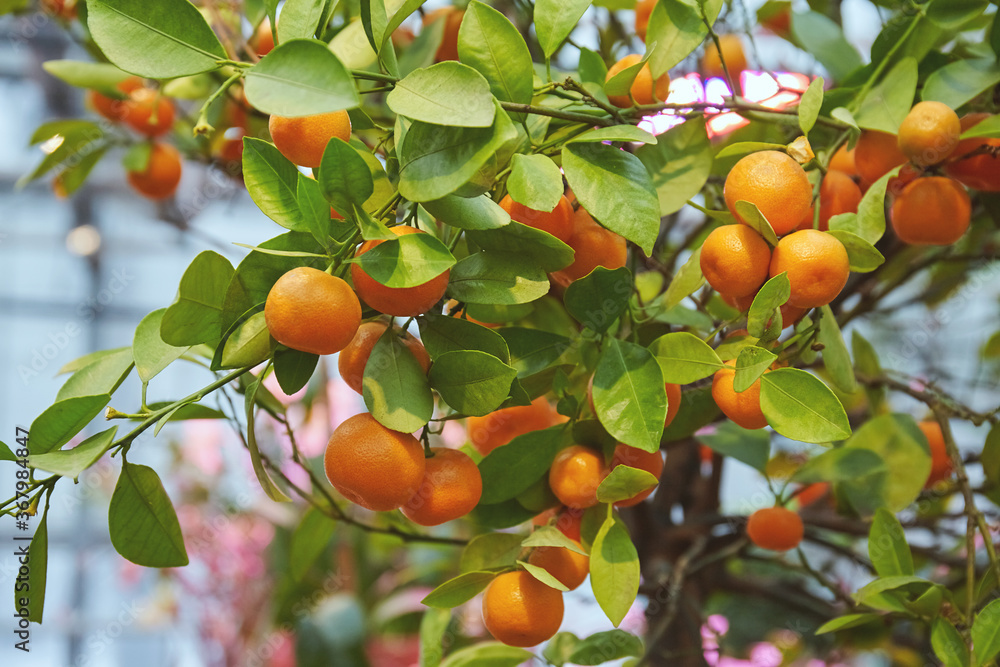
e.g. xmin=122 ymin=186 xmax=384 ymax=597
xmin=108 ymin=463 xmax=189 ymax=567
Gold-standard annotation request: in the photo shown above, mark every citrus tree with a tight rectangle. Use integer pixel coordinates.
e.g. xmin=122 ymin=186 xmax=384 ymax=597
xmin=5 ymin=0 xmax=1000 ymax=664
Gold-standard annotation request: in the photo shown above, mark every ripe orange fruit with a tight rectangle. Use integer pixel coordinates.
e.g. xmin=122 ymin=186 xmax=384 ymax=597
xmin=549 ymin=445 xmax=606 ymax=509
xmin=400 ymin=447 xmax=482 ymax=525
xmin=264 ymin=267 xmax=362 ymax=355
xmin=88 ymin=76 xmax=143 ymax=123
xmin=918 ymin=421 xmax=953 ymax=487
xmin=769 ymin=230 xmax=849 ymax=308
xmin=351 ymin=226 xmax=451 ymax=317
xmin=254 ymin=18 xmax=274 ymax=56
xmin=945 ymin=113 xmax=1000 ymax=192
xmin=609 ymin=444 xmax=663 ymax=507
xmin=499 ymin=194 xmax=574 ymax=244
xmin=528 ymin=542 xmax=590 ymax=590
xmin=127 ymin=142 xmax=183 ymax=200
xmin=635 ymin=0 xmax=655 ymax=40
xmin=760 ymin=3 xmax=791 ymax=36
xmin=855 ymin=130 xmax=908 ymax=188
xmin=828 ymin=145 xmax=858 ymax=178
xmin=746 ymin=506 xmax=804 ymax=551
xmin=778 ymin=302 xmax=808 ymax=329
xmin=795 ymin=482 xmax=831 ymax=509
xmin=122 ymin=88 xmax=175 ymax=137
xmin=890 ymin=176 xmax=971 ymax=246
xmin=554 ymin=507 xmax=584 ymax=541
xmin=722 ymin=292 xmax=756 ymax=313
xmin=664 ymin=382 xmax=682 ymax=428
xmin=700 ymin=224 xmax=772 ymax=298
xmin=701 ymin=34 xmax=747 ymax=80
xmin=724 ymin=151 xmax=813 ymax=236
xmin=41 ymin=0 xmax=77 ymax=19
xmin=897 ymin=101 xmax=961 ymax=168
xmin=711 ymin=360 xmax=767 ymax=430
xmin=338 ymin=321 xmax=431 ymax=395
xmin=324 ymin=413 xmax=426 ymax=511
xmin=549 ymin=207 xmax=627 ymax=288
xmin=468 ymin=397 xmax=564 ymax=456
xmin=482 ymin=570 xmax=564 ymax=647
xmin=268 ymin=110 xmax=352 ymax=169
xmin=798 ymin=170 xmax=863 ymax=231
xmin=423 ymin=7 xmax=464 ymax=62
xmin=605 ymin=54 xmax=671 ymax=108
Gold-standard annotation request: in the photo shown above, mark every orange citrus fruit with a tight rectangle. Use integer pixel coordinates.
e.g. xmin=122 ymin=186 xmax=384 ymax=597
xmin=890 ymin=176 xmax=971 ymax=246
xmin=400 ymin=447 xmax=482 ymax=526
xmin=351 ymin=226 xmax=451 ymax=317
xmin=88 ymin=76 xmax=143 ymax=123
xmin=769 ymin=229 xmax=849 ymax=308
xmin=549 ymin=206 xmax=627 ymax=288
xmin=324 ymin=412 xmax=426 ymax=511
xmin=664 ymin=382 xmax=682 ymax=428
xmin=711 ymin=360 xmax=767 ymax=430
xmin=701 ymin=34 xmax=747 ymax=79
xmin=918 ymin=421 xmax=953 ymax=487
xmin=700 ymin=224 xmax=772 ymax=297
xmin=268 ymin=110 xmax=352 ymax=169
xmin=746 ymin=506 xmax=804 ymax=551
xmin=724 ymin=151 xmax=813 ymax=236
xmin=468 ymin=397 xmax=563 ymax=456
xmin=605 ymin=54 xmax=671 ymax=108
xmin=855 ymin=130 xmax=908 ymax=188
xmin=795 ymin=482 xmax=831 ymax=509
xmin=635 ymin=0 xmax=655 ymax=40
xmin=554 ymin=507 xmax=584 ymax=542
xmin=798 ymin=170 xmax=863 ymax=231
xmin=127 ymin=142 xmax=183 ymax=200
xmin=828 ymin=144 xmax=858 ymax=178
xmin=338 ymin=321 xmax=431 ymax=395
xmin=945 ymin=113 xmax=1000 ymax=192
xmin=264 ymin=266 xmax=362 ymax=355
xmin=499 ymin=194 xmax=574 ymax=244
xmin=528 ymin=542 xmax=590 ymax=590
xmin=482 ymin=570 xmax=564 ymax=647
xmin=549 ymin=445 xmax=606 ymax=509
xmin=254 ymin=18 xmax=274 ymax=56
xmin=609 ymin=444 xmax=663 ymax=507
xmin=897 ymin=101 xmax=961 ymax=168
xmin=122 ymin=88 xmax=175 ymax=137
xmin=423 ymin=7 xmax=464 ymax=62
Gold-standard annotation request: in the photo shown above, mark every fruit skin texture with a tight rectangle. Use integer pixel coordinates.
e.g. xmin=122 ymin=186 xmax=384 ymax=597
xmin=799 ymin=170 xmax=863 ymax=231
xmin=549 ymin=207 xmax=627 ymax=288
xmin=711 ymin=360 xmax=767 ymax=430
xmin=664 ymin=382 xmax=682 ymax=428
xmin=700 ymin=225 xmax=772 ymax=298
xmin=254 ymin=18 xmax=274 ymax=56
xmin=400 ymin=447 xmax=482 ymax=526
xmin=264 ymin=267 xmax=362 ymax=355
xmin=499 ymin=194 xmax=574 ymax=243
xmin=338 ymin=321 xmax=431 ymax=395
xmin=635 ymin=0 xmax=655 ymax=40
xmin=828 ymin=145 xmax=858 ymax=177
xmin=890 ymin=177 xmax=971 ymax=246
xmin=855 ymin=130 xmax=908 ymax=188
xmin=945 ymin=113 xmax=1000 ymax=192
xmin=88 ymin=76 xmax=143 ymax=122
xmin=122 ymin=88 xmax=176 ymax=137
xmin=324 ymin=413 xmax=426 ymax=512
xmin=127 ymin=142 xmax=183 ymax=200
xmin=610 ymin=444 xmax=664 ymax=507
xmin=549 ymin=445 xmax=606 ymax=509
xmin=528 ymin=542 xmax=590 ymax=590
xmin=351 ymin=226 xmax=451 ymax=317
xmin=769 ymin=230 xmax=850 ymax=309
xmin=468 ymin=397 xmax=562 ymax=456
xmin=423 ymin=7 xmax=464 ymax=62
xmin=605 ymin=54 xmax=671 ymax=108
xmin=482 ymin=570 xmax=564 ymax=648
xmin=897 ymin=101 xmax=961 ymax=168
xmin=268 ymin=110 xmax=352 ymax=169
xmin=724 ymin=151 xmax=813 ymax=236
xmin=746 ymin=506 xmax=804 ymax=551
xmin=919 ymin=421 xmax=953 ymax=487
xmin=701 ymin=34 xmax=747 ymax=79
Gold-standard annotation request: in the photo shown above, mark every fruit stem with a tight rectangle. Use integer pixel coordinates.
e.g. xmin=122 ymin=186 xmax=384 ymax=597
xmin=193 ymin=71 xmax=244 ymax=136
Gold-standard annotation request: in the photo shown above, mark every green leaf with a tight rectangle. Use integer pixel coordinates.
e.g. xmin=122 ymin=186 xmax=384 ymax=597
xmin=535 ymin=0 xmax=591 ymax=58
xmin=360 ymin=328 xmax=433 ymax=434
xmin=245 ymin=367 xmax=292 ymax=502
xmin=56 ymin=348 xmax=133 ymax=401
xmin=507 ymin=154 xmax=564 ymax=213
xmin=29 ymin=395 xmax=111 ymax=455
xmin=590 ymin=513 xmax=640 ymax=627
xmin=826 ymin=229 xmax=885 ymax=272
xmin=422 ymin=571 xmax=497 ymax=609
xmin=961 ymin=113 xmax=1000 ymax=139
xmin=569 ymin=630 xmax=644 ymax=664
xmin=466 ymin=222 xmax=574 ymax=272
xmin=596 ymin=465 xmax=658 ymax=504
xmin=933 ymin=618 xmax=971 ymax=667
xmin=133 ymin=309 xmax=190 ymax=383
xmin=983 ymin=424 xmax=1000 ymax=489
xmin=747 ymin=273 xmax=790 ymax=339
xmin=275 ymin=0 xmax=325 ymax=42
xmin=28 ymin=427 xmax=117 ymax=480
xmin=854 ymin=575 xmax=932 ymax=605
xmin=161 ymin=251 xmax=235 ymax=347
xmin=447 ymin=252 xmax=550 ymax=305
xmin=853 ymin=330 xmax=885 ymax=412
xmin=289 ymin=507 xmax=335 ymax=580
xmin=570 ymin=125 xmax=658 ymax=145
xmin=0 ymin=441 xmax=14 ymax=462
xmin=790 ymin=11 xmax=863 ymax=82
xmin=544 ymin=632 xmax=582 ymax=667
xmin=564 ymin=267 xmax=632 ymax=333
xmin=842 ymin=414 xmax=931 ymax=513
xmin=87 ymin=0 xmax=226 ymax=78
xmin=734 ymin=202 xmax=779 ymax=246
xmin=318 ymin=138 xmax=375 ymax=215
xmin=357 ymin=232 xmax=455 ymax=289
xmin=244 ymin=39 xmax=360 ymax=115
xmin=869 ymin=508 xmax=914 ymax=578
xmin=440 ymin=642 xmax=533 ymax=667
xmin=460 ymin=532 xmax=525 ymax=572
xmin=816 ymin=305 xmax=857 ymax=393
xmin=815 ymin=613 xmax=882 ymax=635
xmin=458 ymin=1 xmax=533 ymax=113
xmin=497 ymin=327 xmax=570 ymax=377
xmin=422 ymin=195 xmax=511 ymax=230
xmin=649 ymin=332 xmax=724 ymax=383
xmin=798 ymin=76 xmax=825 ymax=135
xmin=478 ymin=426 xmax=566 ymax=505
xmin=715 ymin=142 xmax=788 ymax=160
xmin=108 ymin=462 xmax=189 ymax=567
xmin=418 ymin=313 xmax=510 ymax=363
xmin=793 ymin=447 xmax=886 ymax=484
xmin=733 ymin=346 xmax=777 ymax=394
xmin=219 ymin=311 xmax=275 ymax=369
xmin=839 ymin=167 xmax=896 ymax=245
xmin=922 ymin=58 xmax=1000 ymax=110
xmin=518 ymin=559 xmax=569 ymax=591
xmin=646 ymin=0 xmax=724 ymax=75
xmin=273 ymin=348 xmax=318 ymax=395
xmin=697 ymin=422 xmax=770 ymax=472
xmin=927 ymin=0 xmax=990 ymax=30
xmin=18 ymin=121 xmax=105 ymax=187
xmin=42 ymin=60 xmax=130 ymax=91
xmin=241 ymin=137 xmax=307 ymax=231
xmin=592 ymin=339 xmax=666 ymax=452
xmin=419 ymin=607 xmax=452 ymax=667
xmin=578 ymin=48 xmax=608 ymax=85
xmin=388 ymin=62 xmax=496 ymax=127
xmin=973 ymin=598 xmax=1000 ymax=666
xmin=563 ymin=142 xmax=660 ymax=255
xmin=429 ymin=350 xmax=517 ymax=417
xmin=760 ymin=368 xmax=852 ymax=443
xmin=18 ymin=512 xmax=48 ymax=623
xmin=856 ymin=58 xmax=918 ymax=134
xmin=522 ymin=527 xmax=588 ymax=555
xmin=637 ymin=120 xmax=712 ymax=216
xmin=659 ymin=247 xmax=705 ymax=310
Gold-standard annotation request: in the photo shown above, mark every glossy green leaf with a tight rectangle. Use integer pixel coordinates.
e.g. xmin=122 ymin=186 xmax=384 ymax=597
xmin=388 ymin=62 xmax=495 ymax=127
xmin=273 ymin=348 xmax=318 ymax=395
xmin=109 ymin=462 xmax=189 ymax=567
xmin=518 ymin=559 xmax=569 ymax=591
xmin=56 ymin=347 xmax=133 ymax=401
xmin=447 ymin=252 xmax=550 ymax=305
xmin=659 ymin=247 xmax=705 ymax=310
xmin=422 ymin=194 xmax=511 ymax=230
xmin=318 ymin=138 xmax=374 ymax=215
xmin=734 ymin=202 xmax=779 ymax=246
xmin=42 ymin=60 xmax=130 ymax=91
xmin=419 ymin=607 xmax=452 ymax=667
xmin=18 ymin=512 xmax=48 ymax=623
xmin=418 ymin=314 xmax=509 ymax=362
xmin=133 ymin=309 xmax=189 ymax=383
xmin=522 ymin=527 xmax=587 ymax=555
xmin=440 ymin=642 xmax=533 ymax=667
xmin=478 ymin=426 xmax=566 ymax=505
xmin=697 ymin=422 xmax=770 ymax=472
xmin=564 ymin=267 xmax=633 ymax=333
xmin=747 ymin=273 xmax=790 ymax=339
xmin=241 ymin=137 xmax=307 ymax=231
xmin=790 ymin=11 xmax=863 ymax=82
xmin=458 ymin=1 xmax=533 ymax=114
xmin=636 ymin=120 xmax=712 ymax=216
xmin=798 ymin=76 xmax=825 ymax=135
xmin=760 ymin=368 xmax=852 ymax=443
xmin=275 ymin=0 xmax=325 ymax=42
xmin=592 ymin=339 xmax=666 ymax=452
xmin=219 ymin=311 xmax=274 ymax=369
xmin=842 ymin=414 xmax=930 ymax=512
xmin=28 ymin=427 xmax=117 ymax=480
xmin=429 ymin=350 xmax=517 ymax=417
xmin=972 ymin=597 xmax=1000 ymax=666
xmin=357 ymin=232 xmax=455 ymax=288
xmin=856 ymin=58 xmax=918 ymax=134
xmin=869 ymin=508 xmax=914 ymax=578
xmin=815 ymin=613 xmax=882 ymax=635
xmin=18 ymin=120 xmax=105 ymax=187
xmin=422 ymin=571 xmax=497 ymax=609
xmin=289 ymin=507 xmax=335 ymax=581
xmin=646 ymin=0 xmax=724 ymax=75
xmin=29 ymin=395 xmax=110 ymax=455
xmin=507 ymin=154 xmax=564 ymax=213
xmin=922 ymin=58 xmax=1000 ymax=110
xmin=927 ymin=0 xmax=989 ymax=30
xmin=816 ymin=305 xmax=857 ymax=393
xmin=245 ymin=366 xmax=292 ymax=502
xmin=535 ymin=0 xmax=591 ymax=58
xmin=826 ymin=229 xmax=885 ymax=272
xmin=244 ymin=39 xmax=360 ymax=115
xmin=590 ymin=513 xmax=640 ymax=627
xmin=569 ymin=630 xmax=644 ymax=664
xmin=466 ymin=222 xmax=574 ymax=272
xmin=932 ymin=618 xmax=971 ymax=667
xmin=363 ymin=328 xmax=434 ymax=432
xmin=961 ymin=114 xmax=1000 ymax=139
xmin=596 ymin=465 xmax=658 ymax=504
xmin=460 ymin=532 xmax=525 ymax=572
xmin=497 ymin=327 xmax=570 ymax=377
xmin=649 ymin=332 xmax=724 ymax=383
xmin=732 ymin=346 xmax=777 ymax=393
xmin=161 ymin=251 xmax=235 ymax=347
xmin=570 ymin=125 xmax=658 ymax=145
